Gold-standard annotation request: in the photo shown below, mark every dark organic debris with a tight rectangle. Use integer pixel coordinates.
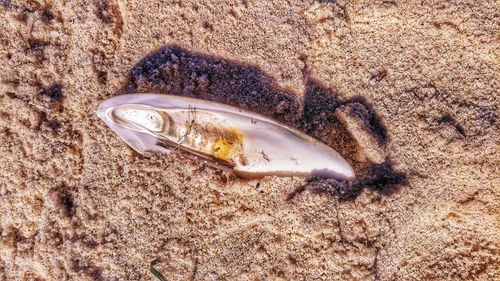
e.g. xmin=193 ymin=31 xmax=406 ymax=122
xmin=71 ymin=259 xmax=104 ymax=281
xmin=93 ymin=0 xmax=124 ymax=37
xmin=437 ymin=113 xmax=466 ymax=137
xmin=60 ymin=191 xmax=75 ymax=216
xmin=26 ymin=38 xmax=50 ymax=62
xmin=369 ymin=69 xmax=387 ymax=85
xmin=41 ymin=84 xmax=64 ymax=102
xmin=0 ymin=0 xmax=18 ymax=10
xmin=150 ymin=259 xmax=168 ymax=281
xmin=41 ymin=7 xmax=55 ymax=24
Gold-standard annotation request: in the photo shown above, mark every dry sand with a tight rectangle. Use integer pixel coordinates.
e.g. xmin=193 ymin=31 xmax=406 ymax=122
xmin=0 ymin=0 xmax=499 ymax=280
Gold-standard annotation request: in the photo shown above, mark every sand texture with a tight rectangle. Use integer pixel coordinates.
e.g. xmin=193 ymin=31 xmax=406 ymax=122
xmin=0 ymin=0 xmax=499 ymax=280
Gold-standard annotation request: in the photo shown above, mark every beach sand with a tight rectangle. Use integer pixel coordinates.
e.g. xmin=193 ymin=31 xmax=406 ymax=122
xmin=0 ymin=0 xmax=498 ymax=280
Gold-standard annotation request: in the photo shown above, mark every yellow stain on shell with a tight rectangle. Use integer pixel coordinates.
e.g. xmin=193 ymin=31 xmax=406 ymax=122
xmin=211 ymin=127 xmax=244 ymax=161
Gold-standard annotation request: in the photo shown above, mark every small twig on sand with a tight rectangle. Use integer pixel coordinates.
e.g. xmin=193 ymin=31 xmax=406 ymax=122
xmin=150 ymin=259 xmax=168 ymax=281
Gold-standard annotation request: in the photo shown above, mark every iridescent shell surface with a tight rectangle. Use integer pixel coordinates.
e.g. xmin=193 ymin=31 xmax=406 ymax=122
xmin=97 ymin=94 xmax=355 ymax=180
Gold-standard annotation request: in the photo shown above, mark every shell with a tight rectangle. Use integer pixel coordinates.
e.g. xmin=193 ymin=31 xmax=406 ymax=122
xmin=97 ymin=94 xmax=355 ymax=180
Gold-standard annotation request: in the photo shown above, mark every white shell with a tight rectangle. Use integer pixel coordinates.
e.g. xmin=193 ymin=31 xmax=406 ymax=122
xmin=97 ymin=94 xmax=355 ymax=180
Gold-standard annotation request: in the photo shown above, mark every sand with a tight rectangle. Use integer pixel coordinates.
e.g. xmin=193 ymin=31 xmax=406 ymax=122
xmin=0 ymin=0 xmax=499 ymax=280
